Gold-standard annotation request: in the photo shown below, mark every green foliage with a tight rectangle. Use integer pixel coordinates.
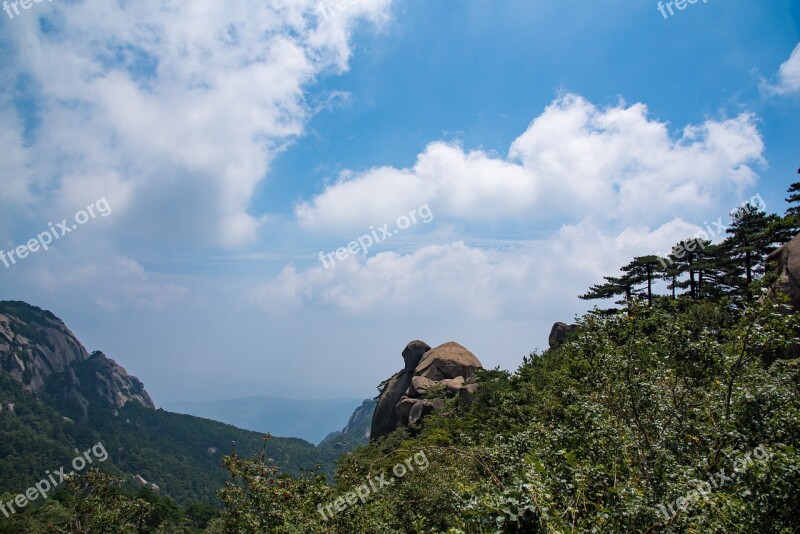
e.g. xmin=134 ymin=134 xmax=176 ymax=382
xmin=212 ymin=298 xmax=800 ymax=533
xmin=1 ymin=372 xmax=351 ymax=510
xmin=423 ymin=383 xmax=449 ymax=400
xmin=0 ymin=469 xmax=223 ymax=533
xmin=217 ymin=438 xmax=331 ymax=533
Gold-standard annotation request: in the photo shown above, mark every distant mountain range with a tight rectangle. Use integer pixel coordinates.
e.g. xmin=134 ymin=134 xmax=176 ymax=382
xmin=0 ymin=300 xmax=375 ymax=505
xmin=164 ymin=396 xmax=367 ymax=444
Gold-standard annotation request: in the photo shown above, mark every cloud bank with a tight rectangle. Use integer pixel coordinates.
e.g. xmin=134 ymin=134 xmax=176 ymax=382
xmin=296 ymin=94 xmax=764 ymax=233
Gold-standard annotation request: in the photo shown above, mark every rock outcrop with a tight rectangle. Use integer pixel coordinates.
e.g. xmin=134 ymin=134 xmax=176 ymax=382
xmin=333 ymin=398 xmax=377 ymax=442
xmin=319 ymin=398 xmax=378 ymax=450
xmin=765 ymin=234 xmax=800 ymax=362
xmin=767 ymin=234 xmax=800 ymax=312
xmin=549 ymin=322 xmax=578 ymax=348
xmin=84 ymin=351 xmax=154 ymax=410
xmin=370 ymin=341 xmax=430 ymax=440
xmin=0 ymin=301 xmax=155 ymax=422
xmin=371 ymin=341 xmax=482 ymax=440
xmin=0 ymin=302 xmax=88 ymax=391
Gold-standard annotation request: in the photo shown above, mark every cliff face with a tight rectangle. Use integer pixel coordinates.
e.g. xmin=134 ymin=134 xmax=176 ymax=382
xmin=371 ymin=340 xmax=483 ymax=441
xmin=0 ymin=301 xmax=154 ymax=421
xmin=0 ymin=301 xmax=88 ymax=391
xmin=319 ymin=398 xmax=377 ymax=449
xmin=767 ymin=233 xmax=800 ymax=311
xmin=339 ymin=398 xmax=377 ymax=441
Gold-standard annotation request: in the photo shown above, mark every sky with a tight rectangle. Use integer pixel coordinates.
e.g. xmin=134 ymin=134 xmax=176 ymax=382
xmin=0 ymin=0 xmax=799 ymax=404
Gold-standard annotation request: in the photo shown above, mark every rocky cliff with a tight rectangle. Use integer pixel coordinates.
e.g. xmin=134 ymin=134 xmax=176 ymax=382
xmin=765 ymin=234 xmax=800 ymax=362
xmin=319 ymin=398 xmax=377 ymax=450
xmin=371 ymin=340 xmax=482 ymax=440
xmin=549 ymin=322 xmax=578 ymax=348
xmin=767 ymin=233 xmax=800 ymax=312
xmin=338 ymin=398 xmax=377 ymax=440
xmin=0 ymin=301 xmax=154 ymax=422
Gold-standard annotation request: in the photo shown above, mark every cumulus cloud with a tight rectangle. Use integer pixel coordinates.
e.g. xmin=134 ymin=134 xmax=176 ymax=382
xmin=0 ymin=0 xmax=393 ymax=247
xmin=763 ymin=43 xmax=800 ymax=95
xmin=279 ymin=93 xmax=767 ymax=322
xmin=295 ymin=94 xmax=764 ymax=233
xmin=253 ymin=216 xmax=709 ymax=319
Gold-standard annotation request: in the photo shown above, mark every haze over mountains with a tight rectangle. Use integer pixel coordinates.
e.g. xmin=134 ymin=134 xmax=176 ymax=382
xmin=0 ymin=300 xmax=373 ymax=506
xmin=165 ymin=396 xmax=366 ymax=444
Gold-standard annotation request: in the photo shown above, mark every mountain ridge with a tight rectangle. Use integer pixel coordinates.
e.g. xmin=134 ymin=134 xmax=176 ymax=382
xmin=0 ymin=300 xmax=374 ymax=506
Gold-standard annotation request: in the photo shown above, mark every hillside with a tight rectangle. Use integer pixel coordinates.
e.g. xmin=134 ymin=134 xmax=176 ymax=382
xmin=0 ymin=301 xmax=370 ymax=509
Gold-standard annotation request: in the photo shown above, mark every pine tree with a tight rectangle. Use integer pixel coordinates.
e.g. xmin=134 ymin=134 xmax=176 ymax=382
xmin=723 ymin=204 xmax=781 ymax=301
xmin=580 ymin=274 xmax=635 ymax=307
xmin=786 ymin=171 xmax=800 ymax=218
xmin=693 ymin=242 xmax=731 ymax=300
xmin=667 ymin=239 xmax=707 ymax=300
xmin=620 ymin=256 xmax=663 ymax=306
xmin=662 ymin=260 xmax=682 ymax=300
xmin=774 ymin=174 xmax=800 ymax=240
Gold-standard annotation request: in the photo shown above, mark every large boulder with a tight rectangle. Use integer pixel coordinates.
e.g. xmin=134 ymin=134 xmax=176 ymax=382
xmin=406 ymin=376 xmax=437 ymax=398
xmin=767 ymin=234 xmax=800 ymax=311
xmin=371 ymin=341 xmax=483 ymax=440
xmin=403 ymin=341 xmax=431 ymax=370
xmin=415 ymin=342 xmax=482 ymax=382
xmin=371 ymin=341 xmax=431 ymax=439
xmin=395 ymin=397 xmax=419 ymax=426
xmin=458 ymin=383 xmax=479 ymax=409
xmin=408 ymin=399 xmax=444 ymax=427
xmin=370 ymin=368 xmax=413 ymax=439
xmin=765 ymin=234 xmax=800 ymax=363
xmin=439 ymin=377 xmax=466 ymax=395
xmin=549 ymin=322 xmax=578 ymax=348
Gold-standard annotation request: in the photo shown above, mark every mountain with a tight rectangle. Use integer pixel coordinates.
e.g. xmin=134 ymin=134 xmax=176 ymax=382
xmin=0 ymin=301 xmax=371 ymax=506
xmin=164 ymin=396 xmax=365 ymax=444
xmin=0 ymin=301 xmax=154 ymax=423
xmin=318 ymin=398 xmax=377 ymax=450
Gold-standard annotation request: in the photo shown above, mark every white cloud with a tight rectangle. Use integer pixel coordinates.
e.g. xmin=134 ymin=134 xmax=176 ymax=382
xmin=253 ymin=216 xmax=708 ymax=320
xmin=764 ymin=43 xmax=800 ymax=95
xmin=18 ymin=252 xmax=187 ymax=312
xmin=295 ymin=94 xmax=764 ymax=233
xmin=0 ymin=0 xmax=393 ymax=247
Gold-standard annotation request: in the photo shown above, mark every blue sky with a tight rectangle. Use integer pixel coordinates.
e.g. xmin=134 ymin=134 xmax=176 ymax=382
xmin=0 ymin=0 xmax=798 ymax=403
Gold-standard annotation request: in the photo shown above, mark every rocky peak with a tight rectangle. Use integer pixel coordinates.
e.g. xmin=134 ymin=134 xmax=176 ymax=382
xmin=765 ymin=234 xmax=800 ymax=362
xmin=85 ymin=351 xmax=155 ymax=410
xmin=402 ymin=341 xmax=431 ymax=370
xmin=767 ymin=233 xmax=800 ymax=312
xmin=371 ymin=340 xmax=483 ymax=441
xmin=549 ymin=322 xmax=578 ymax=348
xmin=0 ymin=301 xmax=89 ymax=391
xmin=0 ymin=301 xmax=155 ymax=421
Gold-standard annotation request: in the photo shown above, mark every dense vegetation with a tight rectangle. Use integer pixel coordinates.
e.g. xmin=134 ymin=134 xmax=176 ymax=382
xmin=208 ymin=181 xmax=800 ymax=532
xmin=2 ymin=181 xmax=799 ymax=532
